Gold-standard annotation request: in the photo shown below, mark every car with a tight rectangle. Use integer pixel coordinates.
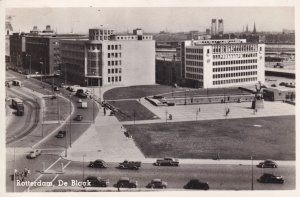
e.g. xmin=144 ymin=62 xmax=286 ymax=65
xmin=88 ymin=159 xmax=108 ymax=168
xmin=271 ymin=84 xmax=277 ymax=87
xmin=184 ymin=179 xmax=209 ymax=190
xmin=118 ymin=160 xmax=141 ymax=170
xmin=146 ymin=179 xmax=167 ymax=189
xmin=77 ymin=99 xmax=83 ymax=103
xmin=256 ymin=159 xmax=278 ymax=168
xmin=279 ymin=82 xmax=287 ymax=86
xmin=85 ymin=176 xmax=109 ymax=187
xmin=74 ymin=115 xmax=83 ymax=121
xmin=257 ymin=173 xmax=284 ymax=184
xmin=26 ymin=149 xmax=41 ymax=159
xmin=115 ymin=177 xmax=138 ymax=188
xmin=154 ymin=157 xmax=179 ymax=166
xmin=53 ymin=86 xmax=59 ymax=91
xmin=56 ymin=130 xmax=66 ymax=138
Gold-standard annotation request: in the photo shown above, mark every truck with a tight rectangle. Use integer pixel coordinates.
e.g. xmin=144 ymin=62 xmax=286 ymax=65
xmin=153 ymin=157 xmax=179 ymax=166
xmin=118 ymin=160 xmax=141 ymax=170
xmin=12 ymin=98 xmax=24 ymax=116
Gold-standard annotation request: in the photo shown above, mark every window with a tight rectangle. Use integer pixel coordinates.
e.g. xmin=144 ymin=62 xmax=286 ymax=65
xmin=112 ymin=45 xmax=114 ymax=50
xmin=115 ymin=45 xmax=118 ymax=50
xmin=112 ymin=69 xmax=114 ymax=74
xmin=108 ymin=53 xmax=110 ymax=58
xmin=112 ymin=77 xmax=114 ymax=82
xmin=115 ymin=76 xmax=118 ymax=82
xmin=115 ymin=68 xmax=118 ymax=73
xmin=119 ymin=76 xmax=121 ymax=81
xmin=108 ymin=69 xmax=110 ymax=74
xmin=115 ymin=53 xmax=118 ymax=58
xmin=108 ymin=77 xmax=110 ymax=82
xmin=119 ymin=60 xmax=122 ymax=65
xmin=115 ymin=60 xmax=118 ymax=65
xmin=108 ymin=61 xmax=110 ymax=66
xmin=112 ymin=61 xmax=114 ymax=66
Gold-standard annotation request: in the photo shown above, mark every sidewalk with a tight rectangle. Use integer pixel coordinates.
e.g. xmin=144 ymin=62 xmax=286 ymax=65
xmin=65 ymin=107 xmax=145 ymax=162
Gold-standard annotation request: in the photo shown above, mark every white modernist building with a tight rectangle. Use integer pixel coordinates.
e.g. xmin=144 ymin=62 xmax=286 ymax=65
xmin=60 ymin=28 xmax=155 ymax=87
xmin=183 ymin=39 xmax=265 ymax=88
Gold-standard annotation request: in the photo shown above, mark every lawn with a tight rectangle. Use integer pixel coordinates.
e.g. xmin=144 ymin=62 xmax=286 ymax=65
xmin=103 ymin=85 xmax=188 ymax=100
xmin=124 ymin=115 xmax=295 ymax=160
xmin=108 ymin=100 xmax=160 ymax=121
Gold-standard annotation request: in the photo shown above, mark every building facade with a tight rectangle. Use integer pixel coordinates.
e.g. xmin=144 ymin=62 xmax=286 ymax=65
xmin=60 ymin=28 xmax=155 ymax=87
xmin=183 ymin=39 xmax=265 ymax=88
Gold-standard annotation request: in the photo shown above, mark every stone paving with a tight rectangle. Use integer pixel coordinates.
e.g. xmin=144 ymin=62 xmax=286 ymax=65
xmin=66 ymin=106 xmax=145 ymax=162
xmin=121 ymin=98 xmax=295 ymax=125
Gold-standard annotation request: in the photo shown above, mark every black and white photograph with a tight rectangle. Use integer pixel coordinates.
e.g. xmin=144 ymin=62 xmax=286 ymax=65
xmin=1 ymin=0 xmax=298 ymax=195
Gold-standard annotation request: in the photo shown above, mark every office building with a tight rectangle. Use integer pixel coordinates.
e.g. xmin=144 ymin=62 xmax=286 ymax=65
xmin=211 ymin=19 xmax=217 ymax=35
xmin=218 ymin=19 xmax=224 ymax=35
xmin=182 ymin=39 xmax=265 ymax=88
xmin=60 ymin=28 xmax=155 ymax=87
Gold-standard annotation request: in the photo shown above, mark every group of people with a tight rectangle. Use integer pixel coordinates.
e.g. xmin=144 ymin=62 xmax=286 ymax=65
xmin=14 ymin=168 xmax=30 ymax=182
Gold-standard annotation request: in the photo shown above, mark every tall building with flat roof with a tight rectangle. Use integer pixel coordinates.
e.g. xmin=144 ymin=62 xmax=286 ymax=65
xmin=218 ymin=19 xmax=224 ymax=35
xmin=60 ymin=28 xmax=155 ymax=87
xmin=183 ymin=39 xmax=265 ymax=88
xmin=211 ymin=19 xmax=217 ymax=35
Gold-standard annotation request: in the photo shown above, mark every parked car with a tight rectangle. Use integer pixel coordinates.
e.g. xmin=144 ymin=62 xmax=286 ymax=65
xmin=115 ymin=177 xmax=138 ymax=188
xmin=88 ymin=159 xmax=108 ymax=168
xmin=118 ymin=160 xmax=141 ymax=170
xmin=56 ymin=130 xmax=66 ymax=138
xmin=74 ymin=115 xmax=83 ymax=121
xmin=26 ymin=149 xmax=41 ymax=159
xmin=146 ymin=179 xmax=167 ymax=189
xmin=279 ymin=82 xmax=287 ymax=86
xmin=85 ymin=176 xmax=109 ymax=187
xmin=257 ymin=173 xmax=284 ymax=184
xmin=271 ymin=84 xmax=277 ymax=87
xmin=153 ymin=157 xmax=179 ymax=166
xmin=256 ymin=159 xmax=278 ymax=168
xmin=184 ymin=179 xmax=209 ymax=190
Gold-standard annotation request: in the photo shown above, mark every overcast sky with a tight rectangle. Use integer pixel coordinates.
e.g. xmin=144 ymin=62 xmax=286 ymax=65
xmin=6 ymin=7 xmax=294 ymax=34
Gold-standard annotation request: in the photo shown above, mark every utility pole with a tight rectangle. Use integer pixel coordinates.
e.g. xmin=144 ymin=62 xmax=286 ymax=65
xmin=42 ymin=107 xmax=44 ymax=137
xmin=251 ymin=155 xmax=254 ymax=191
xmin=65 ymin=125 xmax=67 ymax=157
xmin=69 ymin=94 xmax=72 ymax=147
xmin=13 ymin=136 xmax=16 ymax=192
xmin=82 ymin=154 xmax=86 ymax=187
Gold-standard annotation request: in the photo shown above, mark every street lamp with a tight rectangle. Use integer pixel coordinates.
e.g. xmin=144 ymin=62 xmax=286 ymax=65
xmin=82 ymin=154 xmax=86 ymax=187
xmin=69 ymin=94 xmax=72 ymax=147
xmin=13 ymin=136 xmax=16 ymax=192
xmin=26 ymin=54 xmax=31 ymax=75
xmin=251 ymin=155 xmax=254 ymax=191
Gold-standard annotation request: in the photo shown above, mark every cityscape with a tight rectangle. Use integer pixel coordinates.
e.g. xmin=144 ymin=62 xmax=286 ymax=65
xmin=4 ymin=6 xmax=295 ymax=193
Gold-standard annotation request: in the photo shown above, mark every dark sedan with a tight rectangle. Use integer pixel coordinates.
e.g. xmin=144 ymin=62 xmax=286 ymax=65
xmin=184 ymin=179 xmax=209 ymax=190
xmin=257 ymin=173 xmax=284 ymax=184
xmin=88 ymin=159 xmax=108 ymax=168
xmin=256 ymin=159 xmax=278 ymax=168
xmin=85 ymin=176 xmax=109 ymax=187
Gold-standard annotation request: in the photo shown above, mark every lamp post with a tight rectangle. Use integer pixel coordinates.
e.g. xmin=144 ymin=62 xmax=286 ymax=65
xmin=13 ymin=136 xmax=16 ymax=192
xmin=251 ymin=155 xmax=254 ymax=191
xmin=82 ymin=154 xmax=86 ymax=187
xmin=69 ymin=94 xmax=72 ymax=147
xmin=26 ymin=54 xmax=31 ymax=75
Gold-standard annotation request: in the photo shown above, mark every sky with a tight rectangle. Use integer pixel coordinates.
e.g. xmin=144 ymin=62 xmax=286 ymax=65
xmin=6 ymin=7 xmax=294 ymax=34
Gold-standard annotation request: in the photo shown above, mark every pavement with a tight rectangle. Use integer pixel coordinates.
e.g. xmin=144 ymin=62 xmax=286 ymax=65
xmin=65 ymin=106 xmax=145 ymax=162
xmin=121 ymin=98 xmax=295 ymax=125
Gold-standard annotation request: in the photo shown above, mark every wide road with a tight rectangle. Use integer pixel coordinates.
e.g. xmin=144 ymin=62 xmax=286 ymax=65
xmin=9 ymin=154 xmax=294 ymax=192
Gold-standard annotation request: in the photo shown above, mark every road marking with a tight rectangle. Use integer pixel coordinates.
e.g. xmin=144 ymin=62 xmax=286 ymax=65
xmin=26 ymin=157 xmax=61 ymax=192
xmin=50 ymin=160 xmax=72 ymax=184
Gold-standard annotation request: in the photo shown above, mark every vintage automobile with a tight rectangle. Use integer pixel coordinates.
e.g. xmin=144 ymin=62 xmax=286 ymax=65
xmin=153 ymin=157 xmax=179 ymax=166
xmin=257 ymin=173 xmax=284 ymax=184
xmin=184 ymin=179 xmax=209 ymax=190
xmin=146 ymin=179 xmax=167 ymax=189
xmin=88 ymin=159 xmax=108 ymax=168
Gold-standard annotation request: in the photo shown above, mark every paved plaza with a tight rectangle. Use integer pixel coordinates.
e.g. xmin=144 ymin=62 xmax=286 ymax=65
xmin=121 ymin=98 xmax=295 ymax=125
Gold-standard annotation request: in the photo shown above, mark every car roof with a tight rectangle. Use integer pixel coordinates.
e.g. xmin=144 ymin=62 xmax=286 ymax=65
xmin=95 ymin=159 xmax=104 ymax=162
xmin=119 ymin=177 xmax=130 ymax=181
xmin=86 ymin=176 xmax=98 ymax=180
xmin=152 ymin=179 xmax=162 ymax=182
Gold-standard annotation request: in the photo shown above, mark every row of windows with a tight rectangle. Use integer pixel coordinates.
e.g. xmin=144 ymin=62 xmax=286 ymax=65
xmin=91 ymin=29 xmax=113 ymax=35
xmin=212 ymin=44 xmax=259 ymax=53
xmin=186 ymin=72 xmax=203 ymax=80
xmin=213 ymin=65 xmax=258 ymax=72
xmin=186 ymin=61 xmax=203 ymax=67
xmin=186 ymin=48 xmax=203 ymax=54
xmin=108 ymin=60 xmax=122 ymax=66
xmin=213 ymin=77 xmax=257 ymax=85
xmin=116 ymin=36 xmax=152 ymax=40
xmin=213 ymin=71 xmax=257 ymax=79
xmin=213 ymin=59 xmax=257 ymax=66
xmin=90 ymin=36 xmax=109 ymax=40
xmin=108 ymin=52 xmax=122 ymax=58
xmin=88 ymin=45 xmax=101 ymax=51
xmin=108 ymin=76 xmax=122 ymax=83
xmin=213 ymin=53 xmax=257 ymax=60
xmin=108 ymin=68 xmax=122 ymax=74
xmin=186 ymin=67 xmax=203 ymax=73
xmin=186 ymin=54 xmax=203 ymax=60
xmin=108 ymin=44 xmax=122 ymax=50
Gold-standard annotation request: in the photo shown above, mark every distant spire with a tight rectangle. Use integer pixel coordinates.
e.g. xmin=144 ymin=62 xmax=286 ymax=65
xmin=246 ymin=24 xmax=248 ymax=33
xmin=253 ymin=22 xmax=256 ymax=34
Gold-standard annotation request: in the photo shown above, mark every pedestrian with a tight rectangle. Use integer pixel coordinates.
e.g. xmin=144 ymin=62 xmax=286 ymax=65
xmin=21 ymin=172 xmax=25 ymax=182
xmin=104 ymin=107 xmax=106 ymax=116
xmin=14 ymin=169 xmax=19 ymax=180
xmin=24 ymin=167 xmax=29 ymax=177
